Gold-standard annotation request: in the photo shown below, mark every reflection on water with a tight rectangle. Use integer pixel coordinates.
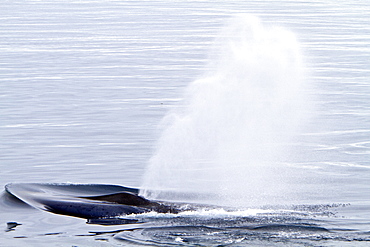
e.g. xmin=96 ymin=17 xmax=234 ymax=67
xmin=114 ymin=205 xmax=368 ymax=246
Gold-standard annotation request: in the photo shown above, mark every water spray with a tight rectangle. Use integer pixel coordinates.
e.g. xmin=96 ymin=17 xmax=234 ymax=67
xmin=141 ymin=15 xmax=310 ymax=207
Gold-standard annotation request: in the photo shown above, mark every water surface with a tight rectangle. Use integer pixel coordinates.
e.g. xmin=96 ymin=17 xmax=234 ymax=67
xmin=1 ymin=0 xmax=369 ymax=246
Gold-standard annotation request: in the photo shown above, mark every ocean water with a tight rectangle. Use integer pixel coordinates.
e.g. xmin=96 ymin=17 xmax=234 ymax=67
xmin=1 ymin=0 xmax=369 ymax=246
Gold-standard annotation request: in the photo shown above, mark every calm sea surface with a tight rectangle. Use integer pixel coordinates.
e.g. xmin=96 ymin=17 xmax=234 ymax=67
xmin=1 ymin=0 xmax=369 ymax=246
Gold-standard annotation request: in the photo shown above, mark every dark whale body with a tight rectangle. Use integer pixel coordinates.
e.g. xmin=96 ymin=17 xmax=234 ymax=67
xmin=4 ymin=183 xmax=180 ymax=223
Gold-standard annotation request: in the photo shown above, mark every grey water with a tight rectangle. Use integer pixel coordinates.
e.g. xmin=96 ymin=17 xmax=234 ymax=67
xmin=1 ymin=0 xmax=370 ymax=246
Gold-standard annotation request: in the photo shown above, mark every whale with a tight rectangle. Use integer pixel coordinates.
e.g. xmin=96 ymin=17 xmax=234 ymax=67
xmin=4 ymin=183 xmax=182 ymax=224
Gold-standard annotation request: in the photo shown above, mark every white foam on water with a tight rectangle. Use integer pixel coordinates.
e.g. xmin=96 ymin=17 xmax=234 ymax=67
xmin=128 ymin=207 xmax=273 ymax=219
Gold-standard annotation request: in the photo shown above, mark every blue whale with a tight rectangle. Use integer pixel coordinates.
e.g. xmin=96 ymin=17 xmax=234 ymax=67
xmin=4 ymin=183 xmax=180 ymax=224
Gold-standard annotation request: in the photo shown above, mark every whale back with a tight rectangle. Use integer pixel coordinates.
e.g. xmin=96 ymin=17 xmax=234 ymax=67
xmin=4 ymin=183 xmax=149 ymax=219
